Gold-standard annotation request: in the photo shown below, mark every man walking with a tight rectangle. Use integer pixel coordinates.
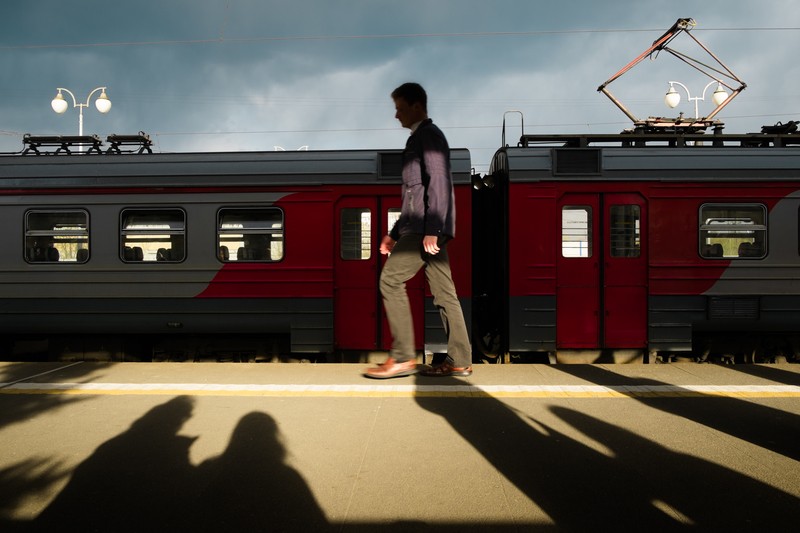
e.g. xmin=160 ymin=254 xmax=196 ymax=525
xmin=364 ymin=82 xmax=472 ymax=379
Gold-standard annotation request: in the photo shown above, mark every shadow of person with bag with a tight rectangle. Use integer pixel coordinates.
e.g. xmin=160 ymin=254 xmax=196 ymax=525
xmin=34 ymin=395 xmax=198 ymax=532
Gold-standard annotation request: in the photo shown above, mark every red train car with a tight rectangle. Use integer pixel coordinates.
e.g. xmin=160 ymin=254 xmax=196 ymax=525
xmin=0 ymin=147 xmax=472 ymax=358
xmin=474 ymin=131 xmax=800 ymax=363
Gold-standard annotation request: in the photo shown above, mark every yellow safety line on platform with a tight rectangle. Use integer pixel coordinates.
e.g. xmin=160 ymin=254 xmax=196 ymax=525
xmin=1 ymin=383 xmax=799 ymax=398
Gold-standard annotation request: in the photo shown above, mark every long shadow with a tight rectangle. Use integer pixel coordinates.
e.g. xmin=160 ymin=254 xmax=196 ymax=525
xmin=413 ymin=374 xmax=800 ymax=531
xmin=720 ymin=362 xmax=800 ymax=386
xmin=0 ymin=362 xmax=104 ymax=530
xmin=0 ymin=459 xmax=67 ymax=531
xmin=24 ymin=396 xmax=329 ymax=532
xmin=0 ymin=362 xmax=101 ymax=431
xmin=550 ymin=405 xmax=800 ymax=530
xmin=552 ymin=365 xmax=800 ymax=462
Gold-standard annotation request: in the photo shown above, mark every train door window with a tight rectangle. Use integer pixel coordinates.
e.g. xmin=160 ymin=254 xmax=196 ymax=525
xmin=562 ymin=206 xmax=592 ymax=257
xmin=387 ymin=208 xmax=401 ymax=231
xmin=699 ymin=204 xmax=766 ymax=259
xmin=218 ymin=208 xmax=284 ymax=262
xmin=341 ymin=208 xmax=371 ymax=260
xmin=25 ymin=210 xmax=89 ymax=263
xmin=121 ymin=209 xmax=186 ymax=262
xmin=610 ymin=205 xmax=640 ymax=258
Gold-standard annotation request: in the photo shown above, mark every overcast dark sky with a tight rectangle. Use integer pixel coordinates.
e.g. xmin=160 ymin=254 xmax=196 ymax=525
xmin=1 ymin=0 xmax=798 ymax=170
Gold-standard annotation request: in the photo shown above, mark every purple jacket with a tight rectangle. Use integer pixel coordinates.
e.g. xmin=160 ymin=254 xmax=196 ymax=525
xmin=389 ymin=119 xmax=456 ymax=242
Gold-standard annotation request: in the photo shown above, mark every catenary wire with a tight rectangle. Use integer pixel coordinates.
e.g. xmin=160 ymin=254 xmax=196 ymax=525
xmin=0 ymin=27 xmax=797 ymax=50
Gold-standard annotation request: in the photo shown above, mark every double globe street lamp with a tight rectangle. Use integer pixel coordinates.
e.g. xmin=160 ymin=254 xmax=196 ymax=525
xmin=664 ymin=80 xmax=728 ymax=119
xmin=51 ymin=87 xmax=112 ymax=137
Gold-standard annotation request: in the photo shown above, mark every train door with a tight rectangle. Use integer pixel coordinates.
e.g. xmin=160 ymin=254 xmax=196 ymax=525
xmin=556 ymin=193 xmax=647 ymax=349
xmin=603 ymin=193 xmax=647 ymax=347
xmin=334 ymin=196 xmax=424 ymax=351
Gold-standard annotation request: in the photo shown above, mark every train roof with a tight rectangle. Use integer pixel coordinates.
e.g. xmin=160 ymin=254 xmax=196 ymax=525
xmin=0 ymin=148 xmax=472 ymax=189
xmin=488 ymin=132 xmax=800 ymax=182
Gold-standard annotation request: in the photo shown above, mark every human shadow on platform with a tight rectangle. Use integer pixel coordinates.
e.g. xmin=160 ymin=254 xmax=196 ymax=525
xmin=31 ymin=396 xmax=329 ymax=532
xmin=552 ymin=365 xmax=800 ymax=462
xmin=413 ymin=375 xmax=800 ymax=531
xmin=194 ymin=411 xmax=328 ymax=532
xmin=33 ymin=396 xmax=198 ymax=532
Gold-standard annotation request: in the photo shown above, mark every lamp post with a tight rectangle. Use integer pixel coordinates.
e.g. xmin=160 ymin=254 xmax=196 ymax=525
xmin=51 ymin=87 xmax=112 ymax=137
xmin=664 ymin=80 xmax=728 ymax=119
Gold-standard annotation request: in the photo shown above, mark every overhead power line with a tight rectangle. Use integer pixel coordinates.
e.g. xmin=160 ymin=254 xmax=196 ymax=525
xmin=0 ymin=27 xmax=797 ymax=50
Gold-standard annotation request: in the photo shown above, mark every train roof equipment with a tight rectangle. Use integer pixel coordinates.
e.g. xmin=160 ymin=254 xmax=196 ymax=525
xmin=597 ymin=17 xmax=747 ymax=134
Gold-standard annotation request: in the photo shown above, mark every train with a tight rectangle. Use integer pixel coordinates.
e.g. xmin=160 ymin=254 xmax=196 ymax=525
xmin=0 ymin=137 xmax=473 ymax=361
xmin=474 ymin=127 xmax=800 ymax=364
xmin=1 ymin=127 xmax=799 ymax=363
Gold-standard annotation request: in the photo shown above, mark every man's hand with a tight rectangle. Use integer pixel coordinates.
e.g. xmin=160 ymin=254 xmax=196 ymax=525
xmin=380 ymin=235 xmax=396 ymax=255
xmin=423 ymin=235 xmax=440 ymax=255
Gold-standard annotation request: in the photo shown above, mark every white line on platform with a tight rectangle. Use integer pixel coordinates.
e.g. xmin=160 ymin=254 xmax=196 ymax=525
xmin=0 ymin=382 xmax=798 ymax=398
xmin=0 ymin=362 xmax=84 ymax=390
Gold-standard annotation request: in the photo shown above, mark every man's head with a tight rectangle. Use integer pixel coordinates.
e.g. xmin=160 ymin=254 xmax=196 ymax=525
xmin=392 ymin=82 xmax=428 ymax=129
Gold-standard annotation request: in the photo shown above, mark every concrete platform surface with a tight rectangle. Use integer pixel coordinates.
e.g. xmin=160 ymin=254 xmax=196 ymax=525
xmin=1 ymin=361 xmax=799 ymax=531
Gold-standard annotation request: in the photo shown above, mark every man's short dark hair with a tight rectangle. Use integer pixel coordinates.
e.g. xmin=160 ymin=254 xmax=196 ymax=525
xmin=391 ymin=82 xmax=427 ymax=112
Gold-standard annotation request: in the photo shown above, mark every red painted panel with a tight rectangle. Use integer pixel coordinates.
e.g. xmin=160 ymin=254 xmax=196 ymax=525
xmin=557 ymin=286 xmax=600 ymax=348
xmin=334 ymin=197 xmax=379 ymax=350
xmin=509 ymin=185 xmax=557 ymax=296
xmin=197 ymin=265 xmax=332 ymax=298
xmin=603 ymin=193 xmax=648 ymax=348
xmin=557 ymin=193 xmax=600 ymax=348
xmin=604 ymin=287 xmax=647 ymax=347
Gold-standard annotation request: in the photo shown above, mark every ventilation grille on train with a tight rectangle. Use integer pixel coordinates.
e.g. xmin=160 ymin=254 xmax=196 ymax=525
xmin=708 ymin=297 xmax=760 ymax=320
xmin=379 ymin=152 xmax=403 ymax=178
xmin=552 ymin=148 xmax=602 ymax=176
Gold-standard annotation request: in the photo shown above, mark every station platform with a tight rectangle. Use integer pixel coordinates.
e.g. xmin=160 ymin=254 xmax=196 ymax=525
xmin=1 ymin=361 xmax=799 ymax=531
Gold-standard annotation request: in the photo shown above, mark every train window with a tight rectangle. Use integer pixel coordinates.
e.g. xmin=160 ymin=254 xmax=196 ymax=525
xmin=562 ymin=207 xmax=592 ymax=257
xmin=218 ymin=208 xmax=284 ymax=262
xmin=25 ymin=210 xmax=89 ymax=263
xmin=341 ymin=208 xmax=371 ymax=260
xmin=121 ymin=209 xmax=186 ymax=263
xmin=699 ymin=204 xmax=767 ymax=259
xmin=387 ymin=208 xmax=401 ymax=231
xmin=610 ymin=205 xmax=640 ymax=258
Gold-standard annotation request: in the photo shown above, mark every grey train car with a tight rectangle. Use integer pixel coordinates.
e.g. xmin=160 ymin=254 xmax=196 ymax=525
xmin=0 ymin=147 xmax=472 ymax=359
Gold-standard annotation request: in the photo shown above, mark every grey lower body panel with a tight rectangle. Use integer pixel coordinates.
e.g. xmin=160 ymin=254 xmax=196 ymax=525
xmin=649 ymin=295 xmax=800 ymax=352
xmin=0 ymin=297 xmax=333 ymax=353
xmin=508 ymin=295 xmax=556 ymax=353
xmin=648 ymin=295 xmax=705 ymax=352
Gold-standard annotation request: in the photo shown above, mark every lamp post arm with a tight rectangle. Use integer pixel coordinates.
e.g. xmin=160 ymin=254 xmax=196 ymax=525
xmin=700 ymin=80 xmax=718 ymax=99
xmin=667 ymin=81 xmax=690 ymax=98
xmin=56 ymin=88 xmax=78 ymax=108
xmin=84 ymin=86 xmax=107 ymax=107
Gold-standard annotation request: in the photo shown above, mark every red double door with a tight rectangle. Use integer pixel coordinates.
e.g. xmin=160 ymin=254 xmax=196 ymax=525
xmin=556 ymin=192 xmax=648 ymax=349
xmin=334 ymin=196 xmax=424 ymax=351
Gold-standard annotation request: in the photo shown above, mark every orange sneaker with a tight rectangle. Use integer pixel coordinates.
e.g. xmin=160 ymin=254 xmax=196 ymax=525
xmin=363 ymin=357 xmax=418 ymax=379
